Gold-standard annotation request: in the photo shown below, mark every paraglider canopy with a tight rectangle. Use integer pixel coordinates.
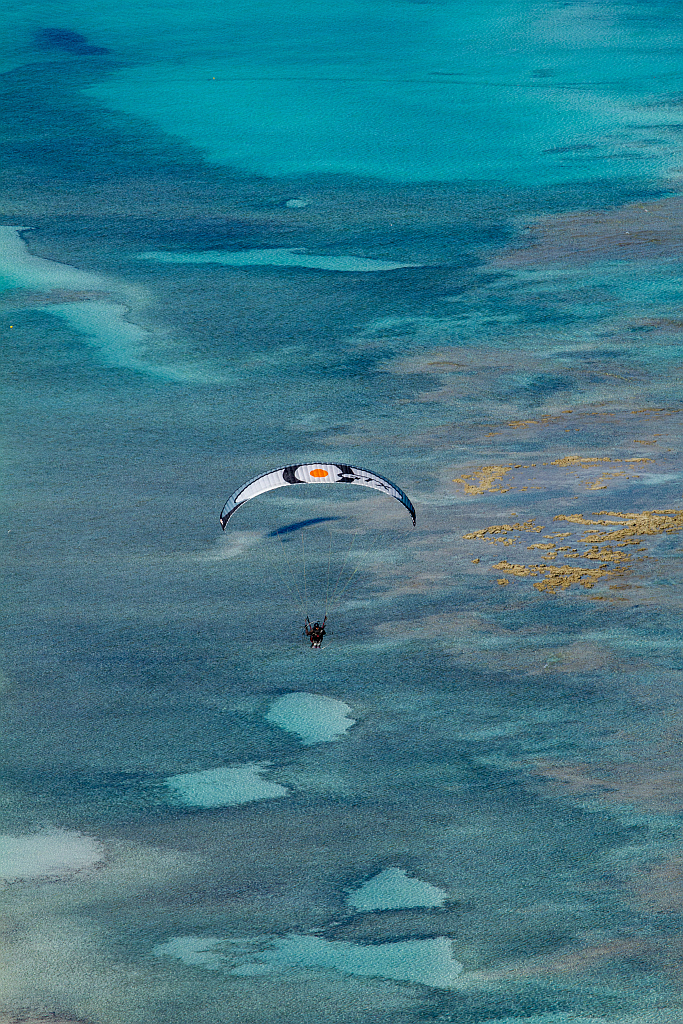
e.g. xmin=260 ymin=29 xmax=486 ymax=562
xmin=220 ymin=463 xmax=415 ymax=528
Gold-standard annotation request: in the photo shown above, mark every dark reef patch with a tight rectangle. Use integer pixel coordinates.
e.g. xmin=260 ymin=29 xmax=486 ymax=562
xmin=34 ymin=28 xmax=110 ymax=55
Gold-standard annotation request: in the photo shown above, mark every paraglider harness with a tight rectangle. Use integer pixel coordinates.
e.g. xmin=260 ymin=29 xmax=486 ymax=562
xmin=304 ymin=616 xmax=327 ymax=649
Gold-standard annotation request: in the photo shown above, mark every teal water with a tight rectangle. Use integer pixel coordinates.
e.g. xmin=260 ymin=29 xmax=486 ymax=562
xmin=2 ymin=1 xmax=683 ymax=1022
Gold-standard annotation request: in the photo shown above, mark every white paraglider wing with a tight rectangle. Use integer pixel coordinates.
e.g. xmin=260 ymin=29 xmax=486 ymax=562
xmin=220 ymin=463 xmax=415 ymax=527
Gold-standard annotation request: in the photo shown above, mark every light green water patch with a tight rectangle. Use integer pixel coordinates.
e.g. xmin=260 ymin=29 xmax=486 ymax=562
xmin=47 ymin=300 xmax=152 ymax=371
xmin=164 ymin=763 xmax=289 ymax=808
xmin=0 ymin=828 xmax=105 ymax=882
xmin=138 ymin=249 xmax=420 ymax=272
xmin=9 ymin=0 xmax=683 ymax=182
xmin=45 ymin=301 xmax=221 ymax=383
xmin=0 ymin=228 xmax=224 ymax=382
xmin=154 ymin=932 xmax=464 ymax=988
xmin=347 ymin=867 xmax=449 ymax=911
xmin=81 ymin=65 xmax=618 ymax=184
xmin=265 ymin=693 xmax=355 ymax=745
xmin=0 ymin=226 xmax=103 ymax=292
xmin=85 ymin=63 xmax=648 ymax=184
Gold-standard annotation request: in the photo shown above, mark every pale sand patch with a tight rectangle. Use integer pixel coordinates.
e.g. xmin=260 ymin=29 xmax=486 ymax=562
xmin=164 ymin=763 xmax=289 ymax=808
xmin=0 ymin=228 xmax=220 ymax=384
xmin=0 ymin=830 xmax=105 ymax=883
xmin=347 ymin=868 xmax=449 ymax=911
xmin=45 ymin=301 xmax=221 ymax=383
xmin=47 ymin=301 xmax=150 ymax=369
xmin=0 ymin=227 xmax=104 ymax=292
xmin=138 ymin=248 xmax=421 ymax=273
xmin=154 ymin=932 xmax=463 ymax=988
xmin=265 ymin=693 xmax=355 ymax=745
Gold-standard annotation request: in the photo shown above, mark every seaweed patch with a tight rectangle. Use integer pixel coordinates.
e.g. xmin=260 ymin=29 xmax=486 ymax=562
xmin=466 ymin=509 xmax=683 ymax=595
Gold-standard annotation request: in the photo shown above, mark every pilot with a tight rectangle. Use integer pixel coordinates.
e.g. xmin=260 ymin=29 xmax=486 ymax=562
xmin=304 ymin=617 xmax=327 ymax=648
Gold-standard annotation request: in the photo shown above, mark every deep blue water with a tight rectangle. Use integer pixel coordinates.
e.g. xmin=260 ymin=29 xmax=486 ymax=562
xmin=2 ymin=2 xmax=683 ymax=1022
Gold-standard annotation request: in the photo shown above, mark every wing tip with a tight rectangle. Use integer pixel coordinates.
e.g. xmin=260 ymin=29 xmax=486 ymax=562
xmin=220 ymin=502 xmax=242 ymax=528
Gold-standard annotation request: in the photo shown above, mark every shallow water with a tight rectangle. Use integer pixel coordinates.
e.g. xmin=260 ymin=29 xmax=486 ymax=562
xmin=2 ymin=1 xmax=683 ymax=1022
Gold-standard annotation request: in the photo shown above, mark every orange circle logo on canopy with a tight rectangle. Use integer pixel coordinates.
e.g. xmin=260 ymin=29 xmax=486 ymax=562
xmin=310 ymin=468 xmax=329 ymax=477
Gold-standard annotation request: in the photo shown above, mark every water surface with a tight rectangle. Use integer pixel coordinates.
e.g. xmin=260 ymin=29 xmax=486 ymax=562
xmin=2 ymin=2 xmax=683 ymax=1022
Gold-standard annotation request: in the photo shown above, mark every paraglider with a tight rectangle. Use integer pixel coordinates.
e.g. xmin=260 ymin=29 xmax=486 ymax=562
xmin=220 ymin=462 xmax=415 ymax=646
xmin=220 ymin=462 xmax=416 ymax=528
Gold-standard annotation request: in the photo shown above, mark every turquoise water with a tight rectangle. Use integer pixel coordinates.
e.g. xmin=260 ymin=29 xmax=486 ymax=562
xmin=2 ymin=1 xmax=683 ymax=1022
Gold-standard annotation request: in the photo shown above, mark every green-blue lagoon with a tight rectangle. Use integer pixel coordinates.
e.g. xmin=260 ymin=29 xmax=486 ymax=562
xmin=2 ymin=2 xmax=683 ymax=1022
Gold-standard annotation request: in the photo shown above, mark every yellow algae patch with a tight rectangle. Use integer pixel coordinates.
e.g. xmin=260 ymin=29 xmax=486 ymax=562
xmin=554 ymin=509 xmax=683 ymax=543
xmin=550 ymin=455 xmax=615 ymax=467
xmin=452 ymin=452 xmax=653 ymax=498
xmin=527 ymin=543 xmax=558 ymax=559
xmin=553 ymin=513 xmax=624 ymax=526
xmin=453 ymin=465 xmax=513 ymax=494
xmin=465 ymin=520 xmax=543 ymax=536
xmin=582 ymin=545 xmax=631 ymax=564
xmin=506 ymin=414 xmax=565 ymax=429
xmin=549 ymin=456 xmax=651 ymax=489
xmin=492 ymin=560 xmax=625 ymax=594
xmin=464 ymin=520 xmax=543 ymax=546
xmin=471 ymin=508 xmax=683 ymax=595
xmin=585 ymin=471 xmax=628 ymax=490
